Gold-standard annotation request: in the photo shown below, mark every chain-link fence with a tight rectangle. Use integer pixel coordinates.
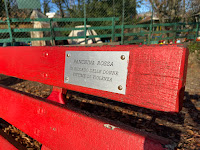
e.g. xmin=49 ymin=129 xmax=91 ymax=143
xmin=0 ymin=0 xmax=199 ymax=46
xmin=0 ymin=0 xmax=141 ymax=45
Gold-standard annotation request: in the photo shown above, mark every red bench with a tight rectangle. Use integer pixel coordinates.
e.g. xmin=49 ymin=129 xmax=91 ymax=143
xmin=0 ymin=45 xmax=188 ymax=149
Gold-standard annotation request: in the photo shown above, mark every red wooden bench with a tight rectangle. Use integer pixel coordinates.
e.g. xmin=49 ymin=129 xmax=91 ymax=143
xmin=0 ymin=44 xmax=188 ymax=149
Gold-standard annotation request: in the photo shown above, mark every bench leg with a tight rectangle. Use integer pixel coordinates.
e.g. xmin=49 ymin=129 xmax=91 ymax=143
xmin=41 ymin=86 xmax=67 ymax=150
xmin=47 ymin=86 xmax=67 ymax=104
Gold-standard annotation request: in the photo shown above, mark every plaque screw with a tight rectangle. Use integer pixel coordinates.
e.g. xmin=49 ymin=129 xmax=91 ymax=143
xmin=65 ymin=77 xmax=69 ymax=82
xmin=118 ymin=85 xmax=123 ymax=90
xmin=121 ymin=55 xmax=125 ymax=60
xmin=67 ymin=53 xmax=71 ymax=57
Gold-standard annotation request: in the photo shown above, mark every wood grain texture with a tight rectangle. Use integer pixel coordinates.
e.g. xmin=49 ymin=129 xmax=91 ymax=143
xmin=0 ymin=45 xmax=188 ymax=112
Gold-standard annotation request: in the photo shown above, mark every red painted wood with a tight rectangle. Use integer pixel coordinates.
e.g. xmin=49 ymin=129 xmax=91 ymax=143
xmin=41 ymin=86 xmax=67 ymax=149
xmin=0 ymin=45 xmax=188 ymax=112
xmin=0 ymin=130 xmax=26 ymax=150
xmin=47 ymin=86 xmax=66 ymax=104
xmin=0 ymin=86 xmax=168 ymax=150
xmin=0 ymin=135 xmax=17 ymax=150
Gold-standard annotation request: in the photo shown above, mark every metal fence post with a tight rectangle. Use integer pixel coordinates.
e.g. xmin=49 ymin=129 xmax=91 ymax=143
xmin=112 ymin=17 xmax=115 ymax=42
xmin=195 ymin=22 xmax=199 ymax=41
xmin=121 ymin=0 xmax=125 ymax=45
xmin=148 ymin=2 xmax=154 ymax=45
xmin=4 ymin=0 xmax=13 ymax=45
xmin=148 ymin=24 xmax=152 ymax=45
xmin=50 ymin=18 xmax=55 ymax=46
xmin=84 ymin=0 xmax=87 ymax=44
xmin=173 ymin=23 xmax=177 ymax=43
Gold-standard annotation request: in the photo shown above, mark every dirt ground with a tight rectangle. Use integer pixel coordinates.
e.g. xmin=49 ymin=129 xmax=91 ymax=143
xmin=0 ymin=51 xmax=199 ymax=150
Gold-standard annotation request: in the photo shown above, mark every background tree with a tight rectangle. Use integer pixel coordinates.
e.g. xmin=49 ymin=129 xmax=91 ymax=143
xmin=189 ymin=0 xmax=200 ymax=15
xmin=42 ymin=0 xmax=51 ymax=14
xmin=51 ymin=0 xmax=139 ymax=35
xmin=185 ymin=0 xmax=200 ymax=22
xmin=52 ymin=0 xmax=67 ymax=17
xmin=0 ymin=0 xmax=5 ymax=18
xmin=52 ymin=0 xmax=138 ymax=23
xmin=148 ymin=0 xmax=182 ymax=23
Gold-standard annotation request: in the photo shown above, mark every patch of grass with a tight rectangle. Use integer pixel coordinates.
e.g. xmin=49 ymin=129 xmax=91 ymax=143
xmin=188 ymin=42 xmax=200 ymax=60
xmin=188 ymin=42 xmax=200 ymax=53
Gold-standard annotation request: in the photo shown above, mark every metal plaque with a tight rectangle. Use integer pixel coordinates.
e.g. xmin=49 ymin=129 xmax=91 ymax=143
xmin=64 ymin=51 xmax=129 ymax=95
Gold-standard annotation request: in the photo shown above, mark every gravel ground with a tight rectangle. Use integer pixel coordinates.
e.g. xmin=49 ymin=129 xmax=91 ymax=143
xmin=0 ymin=51 xmax=199 ymax=150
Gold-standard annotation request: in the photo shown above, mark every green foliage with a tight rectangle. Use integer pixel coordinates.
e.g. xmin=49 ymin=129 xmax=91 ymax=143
xmin=188 ymin=42 xmax=200 ymax=60
xmin=51 ymin=0 xmax=138 ymax=35
xmin=0 ymin=0 xmax=5 ymax=17
xmin=42 ymin=0 xmax=51 ymax=14
xmin=188 ymin=42 xmax=200 ymax=53
xmin=51 ymin=0 xmax=137 ymax=24
xmin=86 ymin=0 xmax=137 ymax=24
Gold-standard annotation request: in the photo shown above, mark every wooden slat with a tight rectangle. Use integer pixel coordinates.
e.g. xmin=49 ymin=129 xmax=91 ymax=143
xmin=0 ymin=130 xmax=26 ymax=150
xmin=0 ymin=45 xmax=188 ymax=112
xmin=0 ymin=85 xmax=169 ymax=150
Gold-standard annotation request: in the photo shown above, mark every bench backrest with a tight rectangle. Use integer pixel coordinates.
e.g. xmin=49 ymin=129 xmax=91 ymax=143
xmin=0 ymin=44 xmax=188 ymax=112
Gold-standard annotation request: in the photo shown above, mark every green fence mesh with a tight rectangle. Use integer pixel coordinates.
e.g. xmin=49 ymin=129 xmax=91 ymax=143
xmin=0 ymin=0 xmax=199 ymax=46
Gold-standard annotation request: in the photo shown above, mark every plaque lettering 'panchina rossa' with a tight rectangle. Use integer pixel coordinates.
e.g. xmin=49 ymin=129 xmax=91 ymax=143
xmin=64 ymin=51 xmax=129 ymax=94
